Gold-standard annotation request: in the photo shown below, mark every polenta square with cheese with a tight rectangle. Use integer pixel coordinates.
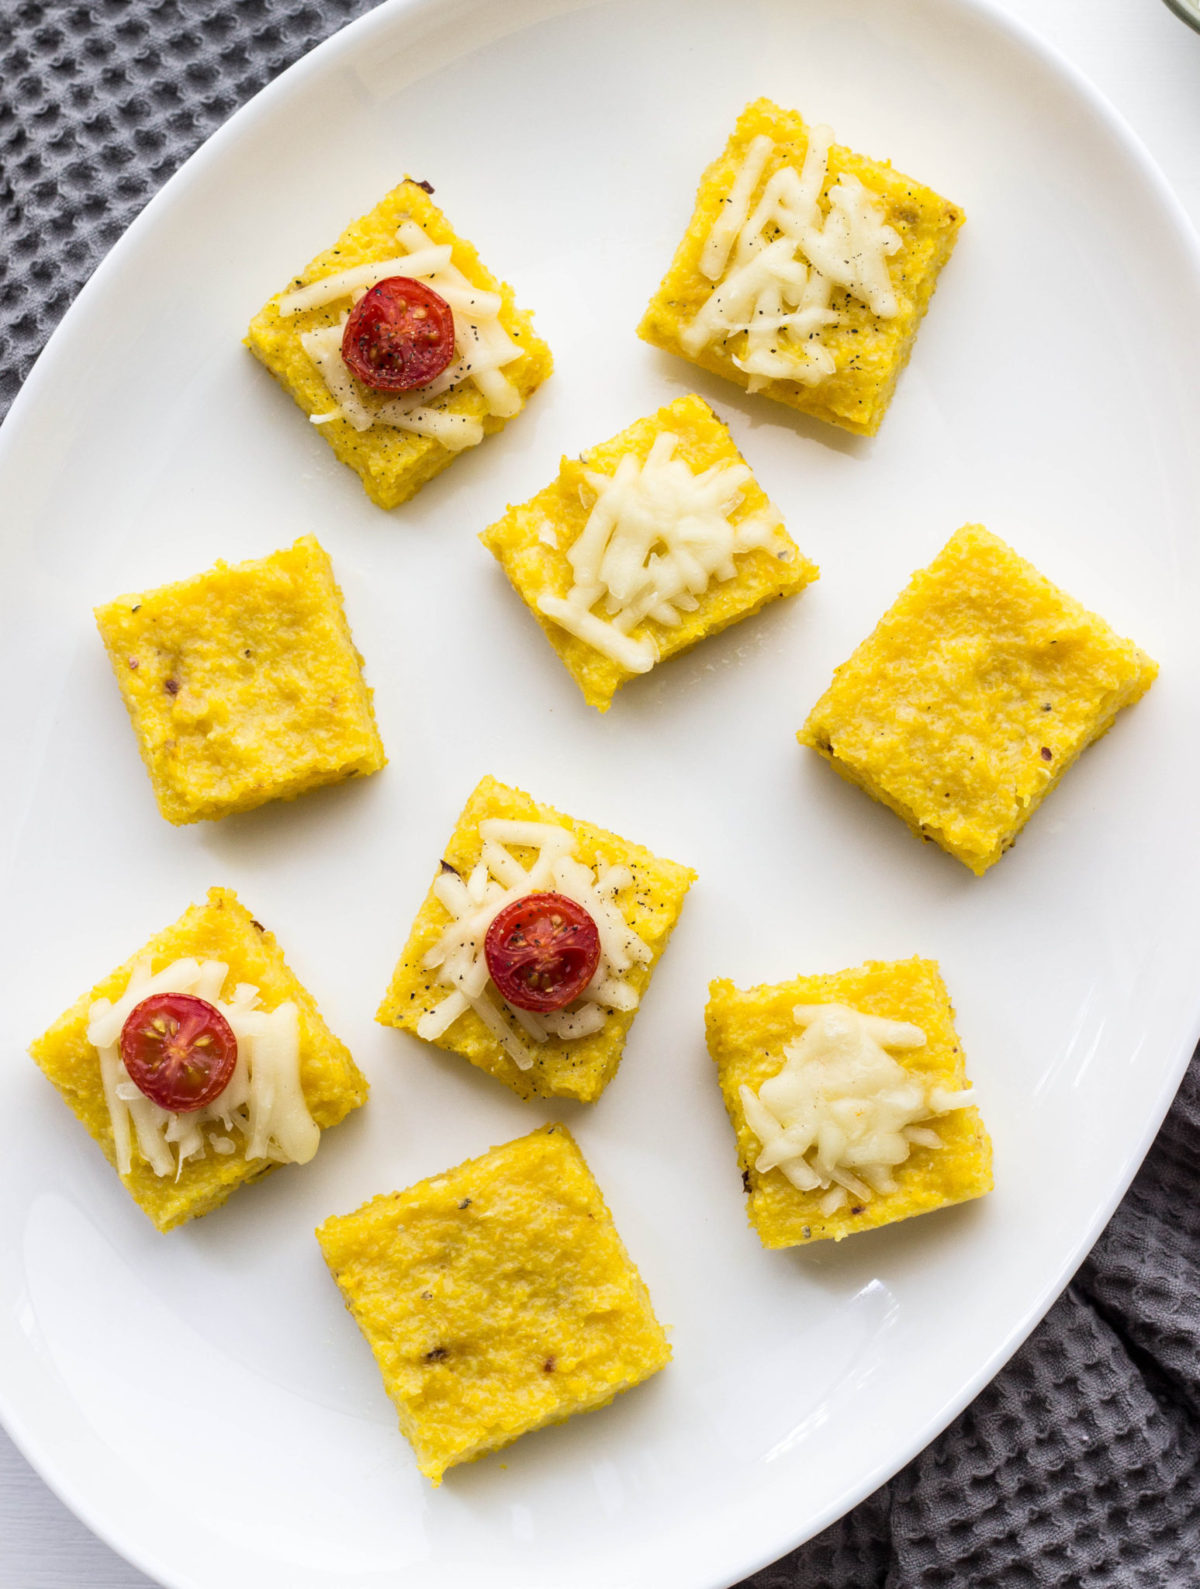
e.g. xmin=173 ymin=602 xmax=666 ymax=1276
xmin=30 ymin=887 xmax=368 ymax=1233
xmin=95 ymin=534 xmax=386 ymax=825
xmin=315 ymin=1123 xmax=670 ymax=1485
xmin=479 ymin=393 xmax=818 ymax=712
xmin=706 ymin=958 xmax=992 ymax=1248
xmin=799 ymin=525 xmax=1158 ymax=875
xmin=246 ymin=178 xmax=553 ymax=509
xmin=638 ymin=98 xmax=963 ymax=437
xmin=377 ymin=775 xmax=695 ymax=1102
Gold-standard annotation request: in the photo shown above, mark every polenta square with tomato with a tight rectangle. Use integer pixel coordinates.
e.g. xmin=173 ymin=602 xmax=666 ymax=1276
xmin=377 ymin=775 xmax=695 ymax=1102
xmin=246 ymin=177 xmax=553 ymax=509
xmin=479 ymin=393 xmax=818 ymax=712
xmin=315 ymin=1123 xmax=671 ymax=1485
xmin=94 ymin=534 xmax=385 ymax=825
xmin=638 ymin=98 xmax=963 ymax=436
xmin=29 ymin=887 xmax=368 ymax=1233
xmin=799 ymin=525 xmax=1158 ymax=874
xmin=706 ymin=958 xmax=992 ymax=1249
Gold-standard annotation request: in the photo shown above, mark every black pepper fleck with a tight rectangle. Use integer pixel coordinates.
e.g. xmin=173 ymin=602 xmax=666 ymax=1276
xmin=424 ymin=1346 xmax=448 ymax=1362
xmin=543 ymin=1356 xmax=556 ymax=1373
xmin=164 ymin=677 xmax=179 ymax=696
xmin=1041 ymin=747 xmax=1053 ymax=761
xmin=458 ymin=1198 xmax=471 ymax=1210
xmin=741 ymin=1168 xmax=751 ymax=1193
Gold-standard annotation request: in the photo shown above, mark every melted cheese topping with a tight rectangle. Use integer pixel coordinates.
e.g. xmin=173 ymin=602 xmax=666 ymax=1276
xmin=87 ymin=958 xmax=320 ymax=1180
xmin=536 ymin=431 xmax=785 ymax=671
xmin=739 ymin=1003 xmax=974 ymax=1215
xmin=282 ymin=217 xmax=524 ymax=448
xmin=684 ymin=129 xmax=902 ymax=391
xmin=417 ymin=819 xmax=650 ymax=1069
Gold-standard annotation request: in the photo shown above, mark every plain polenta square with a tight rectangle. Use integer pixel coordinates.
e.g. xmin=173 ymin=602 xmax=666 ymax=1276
xmin=638 ymin=98 xmax=963 ymax=436
xmin=29 ymin=887 xmax=368 ymax=1233
xmin=95 ymin=534 xmax=386 ymax=825
xmin=315 ymin=1123 xmax=671 ymax=1485
xmin=245 ymin=178 xmax=553 ymax=509
xmin=377 ymin=776 xmax=695 ymax=1102
xmin=479 ymin=393 xmax=818 ymax=712
xmin=706 ymin=958 xmax=992 ymax=1248
xmin=798 ymin=525 xmax=1158 ymax=875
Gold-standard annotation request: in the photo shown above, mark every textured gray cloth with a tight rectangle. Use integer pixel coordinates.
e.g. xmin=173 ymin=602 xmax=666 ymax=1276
xmin=2 ymin=4 xmax=1198 ymax=1584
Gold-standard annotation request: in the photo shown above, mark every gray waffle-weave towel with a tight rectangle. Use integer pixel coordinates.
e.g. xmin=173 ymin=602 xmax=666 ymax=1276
xmin=3 ymin=3 xmax=1198 ymax=1583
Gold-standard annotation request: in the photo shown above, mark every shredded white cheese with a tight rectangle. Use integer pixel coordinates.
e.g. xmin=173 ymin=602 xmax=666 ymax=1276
xmin=88 ymin=958 xmax=320 ymax=1180
xmin=739 ymin=1003 xmax=975 ymax=1215
xmin=285 ymin=215 xmax=523 ymax=446
xmin=684 ymin=128 xmax=902 ymax=391
xmin=535 ymin=431 xmax=785 ymax=671
xmin=417 ymin=820 xmax=650 ymax=1070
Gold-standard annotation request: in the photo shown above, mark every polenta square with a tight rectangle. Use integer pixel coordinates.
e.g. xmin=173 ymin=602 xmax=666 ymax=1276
xmin=377 ymin=776 xmax=695 ymax=1102
xmin=246 ymin=178 xmax=553 ymax=509
xmin=479 ymin=393 xmax=818 ymax=712
xmin=95 ymin=534 xmax=386 ymax=825
xmin=799 ymin=525 xmax=1158 ymax=875
xmin=638 ymin=99 xmax=963 ymax=436
xmin=706 ymin=958 xmax=992 ymax=1248
xmin=315 ymin=1124 xmax=671 ymax=1485
xmin=30 ymin=887 xmax=368 ymax=1233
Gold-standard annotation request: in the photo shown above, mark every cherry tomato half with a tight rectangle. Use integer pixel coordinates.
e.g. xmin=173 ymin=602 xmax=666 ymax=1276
xmin=484 ymin=893 xmax=602 ymax=1014
xmin=341 ymin=276 xmax=456 ymax=392
xmin=119 ymin=993 xmax=238 ymax=1113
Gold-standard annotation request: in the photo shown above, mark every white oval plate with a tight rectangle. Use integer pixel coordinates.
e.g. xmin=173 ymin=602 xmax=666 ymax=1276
xmin=3 ymin=1 xmax=1200 ymax=1585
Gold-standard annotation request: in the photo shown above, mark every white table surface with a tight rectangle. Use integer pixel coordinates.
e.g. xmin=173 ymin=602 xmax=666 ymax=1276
xmin=2 ymin=1 xmax=1198 ymax=1584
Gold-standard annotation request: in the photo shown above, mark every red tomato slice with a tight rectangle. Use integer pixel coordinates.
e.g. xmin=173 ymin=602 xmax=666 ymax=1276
xmin=484 ymin=893 xmax=602 ymax=1014
xmin=119 ymin=992 xmax=238 ymax=1113
xmin=341 ymin=276 xmax=456 ymax=392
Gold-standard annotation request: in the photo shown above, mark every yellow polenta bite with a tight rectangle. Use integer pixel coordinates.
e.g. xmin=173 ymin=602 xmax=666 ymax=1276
xmin=30 ymin=887 xmax=368 ymax=1233
xmin=246 ymin=178 xmax=552 ymax=509
xmin=706 ymin=958 xmax=992 ymax=1248
xmin=799 ymin=525 xmax=1158 ymax=875
xmin=95 ymin=534 xmax=385 ymax=825
xmin=638 ymin=98 xmax=963 ymax=436
xmin=377 ymin=775 xmax=695 ymax=1102
xmin=480 ymin=392 xmax=818 ymax=712
xmin=316 ymin=1123 xmax=670 ymax=1485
